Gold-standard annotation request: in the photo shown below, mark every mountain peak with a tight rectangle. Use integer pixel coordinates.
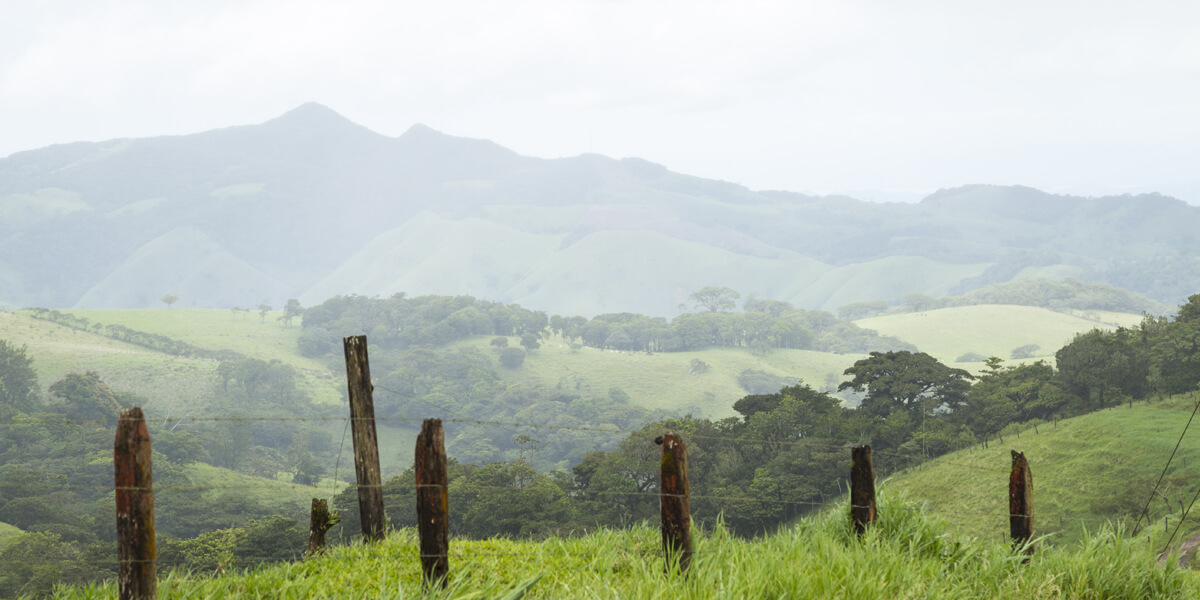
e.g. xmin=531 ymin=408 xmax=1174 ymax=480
xmin=264 ymin=102 xmax=363 ymax=132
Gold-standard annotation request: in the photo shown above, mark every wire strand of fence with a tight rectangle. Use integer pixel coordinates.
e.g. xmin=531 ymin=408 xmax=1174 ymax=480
xmin=1136 ymin=395 xmax=1200 ymax=532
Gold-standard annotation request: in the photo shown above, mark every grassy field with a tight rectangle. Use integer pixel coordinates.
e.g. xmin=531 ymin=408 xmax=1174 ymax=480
xmin=456 ymin=335 xmax=863 ymax=418
xmin=59 ymin=496 xmax=1200 ymax=599
xmin=61 ymin=308 xmax=343 ymax=404
xmin=886 ymin=394 xmax=1200 ymax=549
xmin=183 ymin=463 xmax=347 ymax=510
xmin=856 ymin=305 xmax=1144 ymax=369
xmin=0 ymin=311 xmax=223 ymax=415
xmin=3 ymin=305 xmax=1149 ymax=421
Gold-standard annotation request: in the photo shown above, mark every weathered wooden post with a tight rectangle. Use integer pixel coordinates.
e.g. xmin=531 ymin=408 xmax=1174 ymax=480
xmin=344 ymin=335 xmax=386 ymax=541
xmin=1009 ymin=450 xmax=1034 ymax=557
xmin=850 ymin=445 xmax=876 ymax=536
xmin=306 ymin=498 xmax=339 ymax=556
xmin=415 ymin=419 xmax=449 ymax=588
xmin=115 ymin=407 xmax=156 ymax=600
xmin=657 ymin=433 xmax=692 ymax=573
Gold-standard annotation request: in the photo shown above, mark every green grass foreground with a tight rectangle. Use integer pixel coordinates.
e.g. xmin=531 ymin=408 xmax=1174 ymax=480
xmin=57 ymin=496 xmax=1199 ymax=599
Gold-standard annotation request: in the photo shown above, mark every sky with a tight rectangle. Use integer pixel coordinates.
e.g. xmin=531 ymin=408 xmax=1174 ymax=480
xmin=2 ymin=0 xmax=1199 ymax=203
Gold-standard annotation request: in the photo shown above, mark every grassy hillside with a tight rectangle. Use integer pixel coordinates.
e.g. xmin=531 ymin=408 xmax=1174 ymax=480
xmin=33 ymin=308 xmax=343 ymax=404
xmin=856 ymin=304 xmax=1144 ymax=368
xmin=456 ymin=335 xmax=862 ymax=419
xmin=183 ymin=463 xmax=346 ymax=509
xmin=886 ymin=395 xmax=1200 ymax=549
xmin=59 ymin=501 xmax=1200 ymax=599
xmin=0 ymin=310 xmax=223 ymax=414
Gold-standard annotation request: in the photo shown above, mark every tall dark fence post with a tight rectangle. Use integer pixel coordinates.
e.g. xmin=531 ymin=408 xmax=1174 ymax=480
xmin=306 ymin=498 xmax=338 ymax=556
xmin=1009 ymin=450 xmax=1034 ymax=556
xmin=658 ymin=433 xmax=692 ymax=573
xmin=344 ymin=335 xmax=385 ymax=541
xmin=850 ymin=445 xmax=877 ymax=535
xmin=416 ymin=419 xmax=449 ymax=588
xmin=115 ymin=407 xmax=156 ymax=600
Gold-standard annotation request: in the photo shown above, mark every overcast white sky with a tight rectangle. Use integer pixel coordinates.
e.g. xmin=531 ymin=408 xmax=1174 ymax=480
xmin=3 ymin=0 xmax=1199 ymax=202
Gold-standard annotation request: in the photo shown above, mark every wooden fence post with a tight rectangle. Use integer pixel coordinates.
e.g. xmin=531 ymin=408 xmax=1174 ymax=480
xmin=416 ymin=419 xmax=449 ymax=588
xmin=306 ymin=499 xmax=339 ymax=556
xmin=1009 ymin=450 xmax=1034 ymax=556
xmin=850 ymin=445 xmax=876 ymax=536
xmin=344 ymin=335 xmax=386 ymax=541
xmin=658 ymin=433 xmax=692 ymax=573
xmin=115 ymin=407 xmax=156 ymax=600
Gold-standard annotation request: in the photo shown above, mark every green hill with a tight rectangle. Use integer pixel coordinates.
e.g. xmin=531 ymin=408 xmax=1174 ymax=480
xmin=4 ymin=103 xmax=1200 ymax=316
xmin=457 ymin=335 xmax=861 ymax=418
xmin=885 ymin=395 xmax=1200 ymax=549
xmin=855 ymin=304 xmax=1144 ymax=368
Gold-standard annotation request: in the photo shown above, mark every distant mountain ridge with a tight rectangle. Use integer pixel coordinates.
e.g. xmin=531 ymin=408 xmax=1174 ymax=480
xmin=1 ymin=103 xmax=1197 ymax=315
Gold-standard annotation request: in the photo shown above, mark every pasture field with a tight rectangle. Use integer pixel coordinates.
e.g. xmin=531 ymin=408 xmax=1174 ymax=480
xmin=457 ymin=335 xmax=863 ymax=418
xmin=887 ymin=394 xmax=1200 ymax=549
xmin=856 ymin=304 xmax=1145 ymax=369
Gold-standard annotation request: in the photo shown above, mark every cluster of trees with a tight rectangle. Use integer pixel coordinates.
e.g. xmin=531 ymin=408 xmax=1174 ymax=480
xmin=328 ymin=291 xmax=1200 ymax=542
xmin=297 ymin=294 xmax=549 ymax=357
xmin=0 ymin=347 xmax=317 ymax=596
xmin=1052 ymin=295 xmax=1200 ymax=407
xmin=298 ymin=291 xmax=913 ymax=359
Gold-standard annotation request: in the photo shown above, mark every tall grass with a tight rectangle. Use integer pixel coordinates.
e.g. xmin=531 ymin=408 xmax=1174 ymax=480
xmin=56 ymin=492 xmax=1199 ymax=599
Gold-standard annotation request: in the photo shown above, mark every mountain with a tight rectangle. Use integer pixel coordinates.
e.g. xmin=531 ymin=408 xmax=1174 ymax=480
xmin=2 ymin=103 xmax=1198 ymax=315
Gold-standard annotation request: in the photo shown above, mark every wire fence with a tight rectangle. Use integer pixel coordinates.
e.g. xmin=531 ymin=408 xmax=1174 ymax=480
xmin=4 ymin=391 xmax=1199 ymax=590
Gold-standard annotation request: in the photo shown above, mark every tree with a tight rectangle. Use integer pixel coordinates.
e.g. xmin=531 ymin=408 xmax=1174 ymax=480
xmin=839 ymin=351 xmax=974 ymax=420
xmin=257 ymin=300 xmax=273 ymax=323
xmin=520 ymin=332 xmax=541 ymax=351
xmin=161 ymin=293 xmax=179 ymax=309
xmin=48 ymin=371 xmax=122 ymax=420
xmin=499 ymin=347 xmax=526 ymax=369
xmin=688 ymin=286 xmax=740 ymax=313
xmin=0 ymin=340 xmax=39 ymax=413
xmin=1011 ymin=344 xmax=1040 ymax=359
xmin=277 ymin=299 xmax=303 ymax=328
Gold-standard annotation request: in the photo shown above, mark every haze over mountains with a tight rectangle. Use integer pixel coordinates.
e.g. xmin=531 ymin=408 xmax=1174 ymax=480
xmin=2 ymin=103 xmax=1197 ymax=316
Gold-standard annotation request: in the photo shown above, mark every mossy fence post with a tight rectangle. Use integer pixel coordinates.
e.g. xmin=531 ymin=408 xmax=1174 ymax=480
xmin=1009 ymin=450 xmax=1034 ymax=557
xmin=657 ymin=433 xmax=692 ymax=574
xmin=306 ymin=498 xmax=338 ymax=556
xmin=416 ymin=418 xmax=449 ymax=588
xmin=850 ymin=445 xmax=877 ymax=535
xmin=115 ymin=407 xmax=156 ymax=600
xmin=344 ymin=335 xmax=386 ymax=541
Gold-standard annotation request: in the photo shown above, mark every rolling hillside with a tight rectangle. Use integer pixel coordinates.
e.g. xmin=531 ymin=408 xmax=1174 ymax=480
xmin=885 ymin=395 xmax=1200 ymax=549
xmin=856 ymin=305 xmax=1146 ymax=368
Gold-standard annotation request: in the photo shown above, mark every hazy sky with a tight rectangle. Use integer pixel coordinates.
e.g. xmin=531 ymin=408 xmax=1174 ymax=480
xmin=3 ymin=1 xmax=1199 ymax=202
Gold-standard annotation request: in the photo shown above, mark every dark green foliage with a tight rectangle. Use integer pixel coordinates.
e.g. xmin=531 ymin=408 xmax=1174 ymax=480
xmin=0 ymin=339 xmax=39 ymax=414
xmin=47 ymin=371 xmax=123 ymax=420
xmin=956 ymin=352 xmax=987 ymax=363
xmin=1010 ymin=344 xmax=1040 ymax=359
xmin=498 ymin=346 xmax=526 ymax=369
xmin=736 ymin=369 xmax=799 ymax=395
xmin=840 ymin=351 xmax=974 ymax=418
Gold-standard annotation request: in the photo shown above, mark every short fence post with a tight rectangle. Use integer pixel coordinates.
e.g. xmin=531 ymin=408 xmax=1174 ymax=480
xmin=115 ymin=407 xmax=156 ymax=600
xmin=850 ymin=445 xmax=876 ymax=536
xmin=658 ymin=433 xmax=692 ymax=573
xmin=306 ymin=498 xmax=338 ymax=556
xmin=344 ymin=335 xmax=386 ymax=541
xmin=1009 ymin=450 xmax=1034 ymax=558
xmin=416 ymin=419 xmax=449 ymax=588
